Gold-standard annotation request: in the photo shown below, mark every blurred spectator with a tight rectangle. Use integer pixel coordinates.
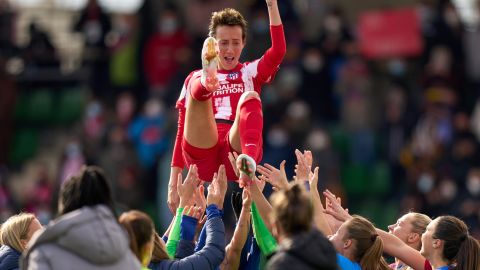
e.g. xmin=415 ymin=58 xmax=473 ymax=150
xmin=22 ymin=21 xmax=59 ymax=68
xmin=58 ymin=141 xmax=85 ymax=185
xmin=128 ymin=98 xmax=169 ymax=202
xmin=143 ymin=6 xmax=190 ymax=97
xmin=108 ymin=13 xmax=143 ymax=101
xmin=0 ymin=0 xmax=17 ymax=57
xmin=0 ymin=57 xmax=17 ymax=164
xmin=73 ymin=0 xmax=112 ymax=100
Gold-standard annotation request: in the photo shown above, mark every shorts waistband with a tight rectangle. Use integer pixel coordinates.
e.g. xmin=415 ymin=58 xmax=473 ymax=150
xmin=215 ymin=119 xmax=234 ymax=125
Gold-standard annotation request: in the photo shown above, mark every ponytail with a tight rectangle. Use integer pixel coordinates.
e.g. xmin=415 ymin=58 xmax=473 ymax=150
xmin=434 ymin=216 xmax=480 ymax=270
xmin=344 ymin=216 xmax=390 ymax=270
xmin=359 ymin=235 xmax=390 ymax=270
xmin=454 ymin=235 xmax=480 ymax=270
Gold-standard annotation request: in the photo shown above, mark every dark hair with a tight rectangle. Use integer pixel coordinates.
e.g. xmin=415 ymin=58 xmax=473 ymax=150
xmin=433 ymin=216 xmax=480 ymax=270
xmin=270 ymin=184 xmax=312 ymax=236
xmin=344 ymin=216 xmax=390 ymax=270
xmin=58 ymin=165 xmax=116 ymax=216
xmin=209 ymin=8 xmax=247 ymax=41
xmin=119 ymin=210 xmax=155 ymax=263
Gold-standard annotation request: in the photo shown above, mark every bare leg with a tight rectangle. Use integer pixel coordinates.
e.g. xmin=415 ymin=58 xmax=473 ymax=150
xmin=184 ymin=96 xmax=218 ymax=148
xmin=184 ymin=37 xmax=220 ymax=149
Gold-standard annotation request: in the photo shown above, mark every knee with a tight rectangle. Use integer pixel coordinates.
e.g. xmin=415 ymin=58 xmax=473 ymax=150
xmin=239 ymin=91 xmax=260 ymax=105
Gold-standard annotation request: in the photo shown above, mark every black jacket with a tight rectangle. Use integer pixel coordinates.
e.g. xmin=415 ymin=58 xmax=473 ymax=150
xmin=266 ymin=229 xmax=338 ymax=270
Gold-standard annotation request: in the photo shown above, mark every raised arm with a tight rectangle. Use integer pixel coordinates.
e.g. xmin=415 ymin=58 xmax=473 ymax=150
xmin=376 ymin=229 xmax=426 ymax=270
xmin=249 ymin=176 xmax=273 ymax=230
xmin=309 ymin=167 xmax=332 ymax=236
xmin=166 ymin=165 xmax=200 ymax=257
xmin=221 ymin=188 xmax=252 ymax=270
xmin=266 ymin=0 xmax=281 ymax=26
xmin=255 ymin=0 xmax=286 ymax=84
xmin=169 ymin=102 xmax=187 ymax=213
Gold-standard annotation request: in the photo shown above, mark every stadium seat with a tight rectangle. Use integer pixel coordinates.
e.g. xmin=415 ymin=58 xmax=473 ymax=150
xmin=8 ymin=128 xmax=39 ymax=164
xmin=54 ymin=88 xmax=86 ymax=124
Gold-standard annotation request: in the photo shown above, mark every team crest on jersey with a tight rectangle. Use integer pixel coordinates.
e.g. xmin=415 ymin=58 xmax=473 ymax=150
xmin=227 ymin=71 xmax=239 ymax=80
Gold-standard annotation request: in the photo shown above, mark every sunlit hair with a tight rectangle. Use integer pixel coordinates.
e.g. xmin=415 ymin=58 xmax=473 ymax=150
xmin=270 ymin=184 xmax=312 ymax=236
xmin=0 ymin=213 xmax=36 ymax=252
xmin=433 ymin=216 xmax=480 ymax=270
xmin=408 ymin=212 xmax=431 ymax=235
xmin=344 ymin=215 xmax=390 ymax=270
xmin=209 ymin=8 xmax=247 ymax=41
xmin=119 ymin=210 xmax=155 ymax=265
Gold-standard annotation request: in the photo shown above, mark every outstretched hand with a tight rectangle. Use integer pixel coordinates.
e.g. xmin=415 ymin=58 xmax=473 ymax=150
xmin=294 ymin=149 xmax=313 ymax=185
xmin=207 ymin=165 xmax=228 ymax=209
xmin=257 ymin=160 xmax=289 ymax=191
xmin=323 ymin=189 xmax=352 ymax=223
xmin=178 ymin=164 xmax=201 ymax=208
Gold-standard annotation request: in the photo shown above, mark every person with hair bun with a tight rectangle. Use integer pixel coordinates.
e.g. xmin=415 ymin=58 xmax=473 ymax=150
xmin=266 ymin=184 xmax=338 ymax=270
xmin=0 ymin=213 xmax=42 ymax=270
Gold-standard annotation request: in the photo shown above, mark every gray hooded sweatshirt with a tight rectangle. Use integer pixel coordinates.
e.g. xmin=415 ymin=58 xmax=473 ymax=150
xmin=21 ymin=205 xmax=141 ymax=270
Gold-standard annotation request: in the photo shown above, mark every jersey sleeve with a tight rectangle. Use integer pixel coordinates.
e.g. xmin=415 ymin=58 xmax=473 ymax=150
xmin=254 ymin=24 xmax=286 ymax=85
xmin=171 ymin=73 xmax=193 ymax=168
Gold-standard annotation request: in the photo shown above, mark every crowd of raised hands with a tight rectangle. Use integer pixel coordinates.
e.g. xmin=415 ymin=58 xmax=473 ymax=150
xmin=161 ymin=147 xmax=479 ymax=270
xmin=2 ymin=148 xmax=478 ymax=270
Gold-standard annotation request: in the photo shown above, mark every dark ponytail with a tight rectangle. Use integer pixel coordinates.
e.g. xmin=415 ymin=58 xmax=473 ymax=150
xmin=433 ymin=216 xmax=480 ymax=270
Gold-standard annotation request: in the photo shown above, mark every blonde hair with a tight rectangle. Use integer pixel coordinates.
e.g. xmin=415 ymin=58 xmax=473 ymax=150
xmin=0 ymin=213 xmax=36 ymax=252
xmin=408 ymin=212 xmax=431 ymax=235
xmin=208 ymin=8 xmax=247 ymax=41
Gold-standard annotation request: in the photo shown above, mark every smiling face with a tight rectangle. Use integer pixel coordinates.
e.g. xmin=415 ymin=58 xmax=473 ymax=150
xmin=214 ymin=25 xmax=245 ymax=70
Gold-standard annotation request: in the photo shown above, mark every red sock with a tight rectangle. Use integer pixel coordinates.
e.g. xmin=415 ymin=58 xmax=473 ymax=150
xmin=190 ymin=78 xmax=212 ymax=101
xmin=239 ymin=97 xmax=263 ymax=162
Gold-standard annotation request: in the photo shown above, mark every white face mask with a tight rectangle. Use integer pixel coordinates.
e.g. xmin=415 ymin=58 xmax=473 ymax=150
xmin=303 ymin=53 xmax=323 ymax=73
xmin=159 ymin=18 xmax=178 ymax=34
xmin=267 ymin=128 xmax=288 ymax=147
xmin=418 ymin=173 xmax=434 ymax=193
xmin=307 ymin=130 xmax=329 ymax=151
xmin=467 ymin=175 xmax=480 ymax=195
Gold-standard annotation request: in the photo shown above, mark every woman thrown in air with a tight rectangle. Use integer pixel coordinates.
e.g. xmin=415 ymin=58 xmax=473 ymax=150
xmin=168 ymin=0 xmax=286 ymax=212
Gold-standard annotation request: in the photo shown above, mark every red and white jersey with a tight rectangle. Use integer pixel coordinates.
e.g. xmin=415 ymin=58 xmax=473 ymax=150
xmin=171 ymin=25 xmax=286 ymax=168
xmin=176 ymin=58 xmax=276 ymax=121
